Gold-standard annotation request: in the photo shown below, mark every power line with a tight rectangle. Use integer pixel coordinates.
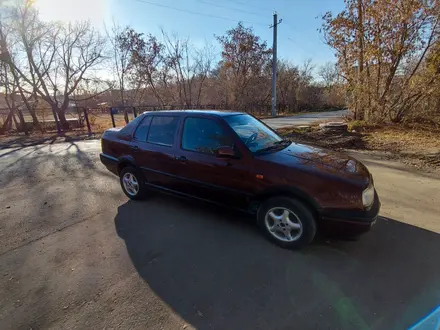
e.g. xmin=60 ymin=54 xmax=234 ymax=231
xmin=283 ymin=20 xmax=317 ymax=56
xmin=285 ymin=21 xmax=298 ymax=33
xmin=195 ymin=0 xmax=264 ymax=17
xmin=221 ymin=0 xmax=274 ymax=12
xmin=134 ymin=0 xmax=269 ymax=27
xmin=287 ymin=37 xmax=317 ymax=57
xmin=284 ymin=20 xmax=303 ymax=40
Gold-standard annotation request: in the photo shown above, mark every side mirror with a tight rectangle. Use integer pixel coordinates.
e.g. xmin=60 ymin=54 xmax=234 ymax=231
xmin=216 ymin=146 xmax=237 ymax=158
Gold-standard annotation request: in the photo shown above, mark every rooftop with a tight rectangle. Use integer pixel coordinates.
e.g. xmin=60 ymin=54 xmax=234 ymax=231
xmin=141 ymin=110 xmax=244 ymax=117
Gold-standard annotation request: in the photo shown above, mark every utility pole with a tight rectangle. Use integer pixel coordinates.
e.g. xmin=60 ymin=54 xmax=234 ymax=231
xmin=357 ymin=0 xmax=364 ymax=120
xmin=270 ymin=12 xmax=282 ymax=117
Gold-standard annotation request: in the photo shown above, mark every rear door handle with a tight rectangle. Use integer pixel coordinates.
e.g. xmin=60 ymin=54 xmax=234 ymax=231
xmin=175 ymin=156 xmax=188 ymax=163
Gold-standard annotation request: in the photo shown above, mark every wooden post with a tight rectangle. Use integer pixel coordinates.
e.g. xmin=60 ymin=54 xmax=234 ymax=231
xmin=124 ymin=108 xmax=129 ymax=124
xmin=76 ymin=107 xmax=82 ymax=130
xmin=133 ymin=106 xmax=137 ymax=118
xmin=83 ymin=108 xmax=92 ymax=135
xmin=17 ymin=109 xmax=28 ymax=135
xmin=109 ymin=108 xmax=116 ymax=128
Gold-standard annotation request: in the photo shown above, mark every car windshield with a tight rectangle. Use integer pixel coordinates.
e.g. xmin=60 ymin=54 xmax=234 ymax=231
xmin=224 ymin=114 xmax=285 ymax=153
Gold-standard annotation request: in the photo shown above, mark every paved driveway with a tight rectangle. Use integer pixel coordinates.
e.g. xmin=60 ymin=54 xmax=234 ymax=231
xmin=0 ymin=140 xmax=439 ymax=330
xmin=263 ymin=109 xmax=349 ymax=129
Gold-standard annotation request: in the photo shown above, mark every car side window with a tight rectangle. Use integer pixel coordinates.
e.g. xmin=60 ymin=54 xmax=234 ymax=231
xmin=134 ymin=116 xmax=152 ymax=141
xmin=147 ymin=116 xmax=179 ymax=146
xmin=182 ymin=117 xmax=233 ymax=155
xmin=120 ymin=114 xmax=143 ymax=136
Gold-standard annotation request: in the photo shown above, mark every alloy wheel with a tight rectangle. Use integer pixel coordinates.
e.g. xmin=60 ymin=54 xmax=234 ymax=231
xmin=122 ymin=172 xmax=139 ymax=196
xmin=264 ymin=207 xmax=303 ymax=242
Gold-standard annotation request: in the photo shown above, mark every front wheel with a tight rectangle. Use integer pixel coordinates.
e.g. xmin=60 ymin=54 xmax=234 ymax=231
xmin=257 ymin=197 xmax=316 ymax=249
xmin=119 ymin=166 xmax=146 ymax=200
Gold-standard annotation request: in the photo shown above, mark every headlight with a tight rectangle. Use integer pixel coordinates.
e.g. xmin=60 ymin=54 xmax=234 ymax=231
xmin=362 ymin=183 xmax=375 ymax=207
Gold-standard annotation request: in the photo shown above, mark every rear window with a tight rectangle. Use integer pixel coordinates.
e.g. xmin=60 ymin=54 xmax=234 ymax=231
xmin=119 ymin=115 xmax=143 ymax=135
xmin=134 ymin=116 xmax=152 ymax=141
xmin=147 ymin=116 xmax=179 ymax=146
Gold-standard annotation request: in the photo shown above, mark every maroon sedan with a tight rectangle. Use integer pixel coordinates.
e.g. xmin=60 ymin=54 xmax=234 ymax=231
xmin=100 ymin=110 xmax=379 ymax=249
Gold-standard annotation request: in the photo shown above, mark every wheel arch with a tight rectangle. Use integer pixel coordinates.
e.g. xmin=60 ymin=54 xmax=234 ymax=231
xmin=117 ymin=155 xmax=137 ymax=174
xmin=251 ymin=186 xmax=321 ymax=217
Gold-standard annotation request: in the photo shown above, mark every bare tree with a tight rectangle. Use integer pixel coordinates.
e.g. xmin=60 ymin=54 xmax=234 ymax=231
xmin=107 ymin=22 xmax=132 ymax=108
xmin=162 ymin=30 xmax=216 ymax=106
xmin=1 ymin=4 xmax=107 ymax=133
xmin=216 ymin=22 xmax=272 ymax=109
xmin=0 ymin=54 xmax=27 ymax=132
xmin=318 ymin=62 xmax=339 ymax=88
xmin=276 ymin=60 xmax=300 ymax=111
xmin=193 ymin=43 xmax=216 ymax=106
xmin=293 ymin=59 xmax=315 ymax=111
xmin=71 ymin=78 xmax=114 ymax=108
xmin=0 ymin=24 xmax=42 ymax=132
xmin=117 ymin=28 xmax=166 ymax=106
xmin=0 ymin=5 xmax=28 ymax=133
xmin=322 ymin=0 xmax=440 ymax=122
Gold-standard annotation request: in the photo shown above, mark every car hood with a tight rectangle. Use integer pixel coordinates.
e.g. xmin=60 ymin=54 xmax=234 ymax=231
xmin=258 ymin=142 xmax=370 ymax=182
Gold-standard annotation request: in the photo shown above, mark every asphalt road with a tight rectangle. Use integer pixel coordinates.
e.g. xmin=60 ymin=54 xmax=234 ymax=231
xmin=262 ymin=110 xmax=349 ymax=129
xmin=1 ymin=140 xmax=440 ymax=330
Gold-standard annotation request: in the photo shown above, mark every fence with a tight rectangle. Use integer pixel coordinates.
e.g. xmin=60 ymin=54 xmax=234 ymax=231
xmin=0 ymin=103 xmax=327 ymax=135
xmin=0 ymin=107 xmax=92 ymax=135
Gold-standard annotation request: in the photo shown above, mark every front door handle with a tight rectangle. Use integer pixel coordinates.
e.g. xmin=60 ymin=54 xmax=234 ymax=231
xmin=131 ymin=145 xmax=140 ymax=152
xmin=175 ymin=156 xmax=188 ymax=163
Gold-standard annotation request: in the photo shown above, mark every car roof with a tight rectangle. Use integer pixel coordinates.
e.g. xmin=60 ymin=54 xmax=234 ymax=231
xmin=141 ymin=110 xmax=245 ymax=117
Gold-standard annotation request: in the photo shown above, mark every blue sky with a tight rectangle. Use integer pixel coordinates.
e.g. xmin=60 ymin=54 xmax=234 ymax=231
xmin=37 ymin=0 xmax=345 ymax=67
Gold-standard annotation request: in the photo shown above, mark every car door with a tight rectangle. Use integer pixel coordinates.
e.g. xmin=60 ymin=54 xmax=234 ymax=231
xmin=130 ymin=114 xmax=181 ymax=191
xmin=173 ymin=115 xmax=253 ymax=210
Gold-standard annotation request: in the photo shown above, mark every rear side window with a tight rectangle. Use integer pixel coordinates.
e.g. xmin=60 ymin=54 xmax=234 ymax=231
xmin=182 ymin=117 xmax=233 ymax=155
xmin=134 ymin=116 xmax=152 ymax=141
xmin=147 ymin=116 xmax=179 ymax=146
xmin=120 ymin=115 xmax=143 ymax=135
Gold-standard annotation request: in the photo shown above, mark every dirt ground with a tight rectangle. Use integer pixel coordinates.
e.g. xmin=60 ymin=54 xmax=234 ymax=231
xmin=278 ymin=125 xmax=440 ymax=173
xmin=0 ymin=140 xmax=440 ymax=330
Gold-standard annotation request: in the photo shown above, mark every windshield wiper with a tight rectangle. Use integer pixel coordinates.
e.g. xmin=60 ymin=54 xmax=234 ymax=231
xmin=255 ymin=139 xmax=291 ymax=154
xmin=274 ymin=139 xmax=291 ymax=145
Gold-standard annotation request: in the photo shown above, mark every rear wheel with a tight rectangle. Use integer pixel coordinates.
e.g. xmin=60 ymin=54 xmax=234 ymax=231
xmin=257 ymin=197 xmax=316 ymax=249
xmin=119 ymin=166 xmax=146 ymax=200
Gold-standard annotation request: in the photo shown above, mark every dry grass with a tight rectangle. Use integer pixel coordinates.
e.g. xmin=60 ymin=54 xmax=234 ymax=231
xmin=278 ymin=122 xmax=440 ymax=170
xmin=88 ymin=113 xmax=129 ymax=132
xmin=364 ymin=126 xmax=440 ymax=154
xmin=279 ymin=123 xmax=440 ymax=154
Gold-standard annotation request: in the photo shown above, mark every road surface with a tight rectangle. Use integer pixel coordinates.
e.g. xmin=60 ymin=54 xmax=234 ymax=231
xmin=0 ymin=140 xmax=439 ymax=330
xmin=263 ymin=109 xmax=349 ymax=129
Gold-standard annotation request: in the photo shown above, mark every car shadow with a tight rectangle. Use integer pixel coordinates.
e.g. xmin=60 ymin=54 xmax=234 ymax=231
xmin=114 ymin=197 xmax=440 ymax=330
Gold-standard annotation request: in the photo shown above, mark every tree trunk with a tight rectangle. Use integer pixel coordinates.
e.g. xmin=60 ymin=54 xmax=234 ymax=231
xmin=28 ymin=108 xmax=43 ymax=132
xmin=16 ymin=108 xmax=28 ymax=135
xmin=12 ymin=113 xmax=20 ymax=129
xmin=2 ymin=107 xmax=27 ymax=134
xmin=57 ymin=109 xmax=70 ymax=130
xmin=50 ymin=106 xmax=62 ymax=135
xmin=2 ymin=111 xmax=13 ymax=131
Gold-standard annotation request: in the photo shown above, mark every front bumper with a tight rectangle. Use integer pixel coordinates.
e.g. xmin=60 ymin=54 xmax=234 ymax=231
xmin=319 ymin=193 xmax=380 ymax=235
xmin=100 ymin=153 xmax=119 ymax=176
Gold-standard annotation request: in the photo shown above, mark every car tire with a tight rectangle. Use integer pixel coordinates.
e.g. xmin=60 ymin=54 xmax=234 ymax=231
xmin=257 ymin=197 xmax=316 ymax=249
xmin=119 ymin=166 xmax=146 ymax=200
